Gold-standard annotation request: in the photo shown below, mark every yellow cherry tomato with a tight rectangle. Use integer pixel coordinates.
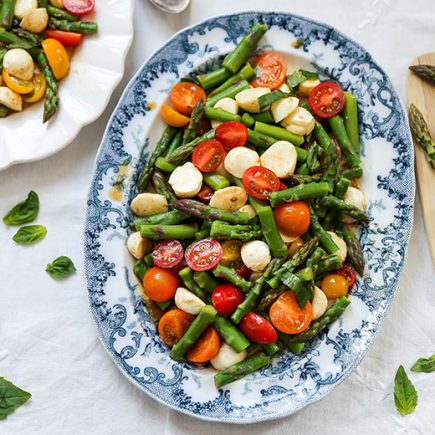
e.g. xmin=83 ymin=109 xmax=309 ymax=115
xmin=160 ymin=103 xmax=190 ymax=127
xmin=24 ymin=74 xmax=47 ymax=103
xmin=220 ymin=240 xmax=243 ymax=268
xmin=2 ymin=70 xmax=34 ymax=94
xmin=321 ymin=274 xmax=349 ymax=299
xmin=288 ymin=237 xmax=304 ymax=258
xmin=41 ymin=38 xmax=70 ymax=80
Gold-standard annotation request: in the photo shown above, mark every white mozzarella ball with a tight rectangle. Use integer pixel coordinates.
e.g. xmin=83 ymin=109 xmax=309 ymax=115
xmin=174 ymin=288 xmax=205 ymax=315
xmin=3 ymin=48 xmax=34 ymax=81
xmin=312 ymin=286 xmax=328 ymax=319
xmin=241 ymin=240 xmax=271 ymax=272
xmin=168 ymin=162 xmax=203 ymax=198
xmin=127 ymin=232 xmax=150 ymax=260
xmin=238 ymin=204 xmax=256 ymax=219
xmin=211 ymin=97 xmax=239 ymax=129
xmin=271 ymin=96 xmax=299 ymax=123
xmin=131 ymin=193 xmax=168 ymax=216
xmin=0 ymin=87 xmax=22 ymax=111
xmin=327 ymin=231 xmax=347 ymax=264
xmin=14 ymin=0 xmax=37 ymax=19
xmin=279 ymin=83 xmax=291 ymax=93
xmin=260 ymin=140 xmax=297 ymax=178
xmin=209 ymin=186 xmax=247 ymax=211
xmin=210 ymin=343 xmax=247 ymax=371
xmin=342 ymin=187 xmax=368 ymax=223
xmin=297 ymin=79 xmax=320 ymax=97
xmin=20 ymin=8 xmax=48 ymax=33
xmin=224 ymin=147 xmax=260 ymax=178
xmin=235 ymin=87 xmax=270 ymax=113
xmin=281 ymin=106 xmax=316 ymax=136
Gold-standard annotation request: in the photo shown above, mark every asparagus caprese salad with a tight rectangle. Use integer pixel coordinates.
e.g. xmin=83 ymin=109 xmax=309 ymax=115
xmin=127 ymin=23 xmax=368 ymax=388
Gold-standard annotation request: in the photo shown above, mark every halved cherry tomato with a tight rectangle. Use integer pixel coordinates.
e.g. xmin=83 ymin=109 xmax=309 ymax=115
xmin=152 ymin=240 xmax=184 ymax=268
xmin=63 ymin=0 xmax=95 ymax=16
xmin=215 ymin=121 xmax=248 ymax=150
xmin=42 ymin=38 xmax=70 ymax=80
xmin=242 ymin=166 xmax=281 ymax=199
xmin=2 ymin=70 xmax=34 ymax=94
xmin=158 ymin=309 xmax=194 ymax=347
xmin=186 ymin=326 xmax=220 ymax=363
xmin=239 ymin=312 xmax=278 ymax=344
xmin=143 ymin=267 xmax=178 ymax=302
xmin=236 ymin=264 xmax=252 ymax=280
xmin=220 ymin=240 xmax=242 ymax=268
xmin=212 ymin=284 xmax=245 ymax=317
xmin=185 ymin=238 xmax=223 ymax=271
xmin=197 ymin=185 xmax=214 ymax=202
xmin=251 ymin=51 xmax=287 ymax=90
xmin=321 ymin=274 xmax=349 ymax=299
xmin=279 ymin=182 xmax=288 ymax=191
xmin=196 ymin=117 xmax=212 ymax=136
xmin=45 ymin=30 xmax=84 ymax=47
xmin=274 ymin=201 xmax=311 ymax=238
xmin=192 ymin=139 xmax=225 ymax=173
xmin=269 ymin=291 xmax=313 ymax=334
xmin=160 ymin=103 xmax=190 ymax=127
xmin=336 ymin=265 xmax=357 ymax=287
xmin=24 ymin=73 xmax=46 ymax=103
xmin=170 ymin=82 xmax=206 ymax=115
xmin=288 ymin=237 xmax=304 ymax=257
xmin=308 ymin=81 xmax=345 ymax=119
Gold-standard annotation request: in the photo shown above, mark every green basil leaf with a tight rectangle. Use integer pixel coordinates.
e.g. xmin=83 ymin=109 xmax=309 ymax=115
xmin=46 ymin=256 xmax=77 ymax=279
xmin=12 ymin=225 xmax=47 ymax=245
xmin=0 ymin=377 xmax=31 ymax=420
xmin=299 ymin=69 xmax=319 ymax=80
xmin=394 ymin=365 xmax=418 ymax=416
xmin=258 ymin=89 xmax=292 ymax=111
xmin=3 ymin=191 xmax=39 ymax=225
xmin=411 ymin=355 xmax=435 ymax=373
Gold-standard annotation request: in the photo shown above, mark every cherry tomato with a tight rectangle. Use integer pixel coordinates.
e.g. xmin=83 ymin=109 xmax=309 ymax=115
xmin=321 ymin=274 xmax=349 ymax=299
xmin=236 ymin=264 xmax=252 ymax=280
xmin=269 ymin=291 xmax=313 ymax=334
xmin=274 ymin=201 xmax=311 ymax=238
xmin=186 ymin=326 xmax=220 ymax=363
xmin=152 ymin=240 xmax=184 ymax=268
xmin=42 ymin=38 xmax=70 ymax=80
xmin=158 ymin=309 xmax=194 ymax=347
xmin=239 ymin=312 xmax=278 ymax=344
xmin=23 ymin=73 xmax=46 ymax=103
xmin=220 ymin=240 xmax=242 ymax=268
xmin=196 ymin=118 xmax=212 ymax=136
xmin=308 ymin=81 xmax=345 ymax=119
xmin=197 ymin=185 xmax=214 ymax=202
xmin=215 ymin=121 xmax=248 ymax=150
xmin=336 ymin=265 xmax=357 ymax=287
xmin=185 ymin=238 xmax=223 ymax=271
xmin=63 ymin=0 xmax=95 ymax=16
xmin=191 ymin=139 xmax=225 ymax=173
xmin=251 ymin=51 xmax=287 ymax=90
xmin=288 ymin=237 xmax=304 ymax=257
xmin=160 ymin=104 xmax=190 ymax=127
xmin=242 ymin=166 xmax=281 ymax=200
xmin=170 ymin=82 xmax=206 ymax=115
xmin=45 ymin=30 xmax=83 ymax=47
xmin=279 ymin=182 xmax=288 ymax=191
xmin=143 ymin=267 xmax=178 ymax=302
xmin=212 ymin=284 xmax=245 ymax=317
xmin=2 ymin=70 xmax=34 ymax=94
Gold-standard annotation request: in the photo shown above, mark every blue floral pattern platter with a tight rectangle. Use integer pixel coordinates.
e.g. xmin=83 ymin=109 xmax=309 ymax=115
xmin=84 ymin=12 xmax=414 ymax=423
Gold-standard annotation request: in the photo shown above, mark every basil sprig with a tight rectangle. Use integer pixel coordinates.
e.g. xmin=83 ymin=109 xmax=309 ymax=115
xmin=411 ymin=354 xmax=435 ymax=373
xmin=12 ymin=225 xmax=47 ymax=245
xmin=46 ymin=256 xmax=77 ymax=279
xmin=0 ymin=377 xmax=31 ymax=420
xmin=3 ymin=191 xmax=39 ymax=225
xmin=394 ymin=365 xmax=418 ymax=416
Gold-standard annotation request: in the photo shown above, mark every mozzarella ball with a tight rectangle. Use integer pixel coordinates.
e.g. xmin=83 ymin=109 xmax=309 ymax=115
xmin=271 ymin=96 xmax=299 ymax=123
xmin=127 ymin=232 xmax=150 ymax=259
xmin=175 ymin=288 xmax=205 ymax=315
xmin=224 ymin=147 xmax=260 ymax=178
xmin=281 ymin=106 xmax=316 ymax=136
xmin=327 ymin=231 xmax=347 ymax=264
xmin=238 ymin=204 xmax=256 ymax=220
xmin=0 ymin=87 xmax=22 ymax=111
xmin=20 ymin=8 xmax=49 ymax=33
xmin=3 ymin=49 xmax=34 ymax=81
xmin=211 ymin=97 xmax=239 ymax=129
xmin=14 ymin=0 xmax=37 ymax=19
xmin=343 ymin=187 xmax=368 ymax=223
xmin=209 ymin=186 xmax=247 ymax=211
xmin=260 ymin=140 xmax=297 ymax=178
xmin=312 ymin=286 xmax=328 ymax=320
xmin=241 ymin=240 xmax=271 ymax=272
xmin=279 ymin=83 xmax=291 ymax=93
xmin=297 ymin=79 xmax=320 ymax=97
xmin=131 ymin=193 xmax=168 ymax=216
xmin=235 ymin=87 xmax=270 ymax=113
xmin=210 ymin=343 xmax=247 ymax=371
xmin=168 ymin=162 xmax=203 ymax=198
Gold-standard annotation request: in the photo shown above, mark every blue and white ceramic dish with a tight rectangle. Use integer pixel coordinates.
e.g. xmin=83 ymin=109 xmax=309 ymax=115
xmin=84 ymin=12 xmax=414 ymax=423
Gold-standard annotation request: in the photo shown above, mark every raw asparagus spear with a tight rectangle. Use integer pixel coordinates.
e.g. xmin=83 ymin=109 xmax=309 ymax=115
xmin=170 ymin=305 xmax=217 ymax=360
xmin=342 ymin=91 xmax=360 ymax=154
xmin=167 ymin=129 xmax=215 ymax=163
xmin=408 ymin=103 xmax=435 ymax=167
xmin=254 ymin=121 xmax=304 ymax=146
xmin=36 ymin=51 xmax=59 ymax=123
xmin=155 ymin=156 xmax=178 ymax=173
xmin=133 ymin=209 xmax=190 ymax=227
xmin=214 ymin=315 xmax=250 ymax=353
xmin=241 ymin=112 xmax=255 ymax=128
xmin=0 ymin=0 xmax=16 ymax=29
xmin=138 ymin=223 xmax=198 ymax=240
xmin=47 ymin=5 xmax=79 ymax=21
xmin=204 ymin=106 xmax=241 ymax=123
xmin=164 ymin=131 xmax=183 ymax=158
xmin=409 ymin=64 xmax=435 ymax=84
xmin=212 ymin=63 xmax=256 ymax=95
xmin=183 ymin=100 xmax=204 ymax=144
xmin=314 ymin=123 xmax=340 ymax=181
xmin=179 ymin=267 xmax=207 ymax=300
xmin=210 ymin=221 xmax=262 ymax=241
xmin=48 ymin=18 xmax=98 ymax=34
xmin=212 ymin=264 xmax=252 ymax=292
xmin=152 ymin=170 xmax=177 ymax=203
xmin=203 ymin=173 xmax=230 ymax=190
xmin=319 ymin=196 xmax=370 ymax=223
xmin=309 ymin=205 xmax=339 ymax=254
xmin=343 ymin=230 xmax=365 ymax=276
xmin=269 ymin=182 xmax=330 ymax=207
xmin=206 ymin=80 xmax=250 ymax=107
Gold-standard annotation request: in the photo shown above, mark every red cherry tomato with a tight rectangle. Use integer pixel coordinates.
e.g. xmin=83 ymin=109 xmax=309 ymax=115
xmin=191 ymin=139 xmax=225 ymax=173
xmin=63 ymin=0 xmax=95 ymax=16
xmin=212 ymin=284 xmax=245 ymax=317
xmin=242 ymin=166 xmax=281 ymax=199
xmin=251 ymin=51 xmax=287 ymax=90
xmin=239 ymin=312 xmax=278 ymax=344
xmin=197 ymin=185 xmax=214 ymax=202
xmin=273 ymin=201 xmax=311 ymax=238
xmin=215 ymin=121 xmax=248 ymax=150
xmin=308 ymin=81 xmax=345 ymax=119
xmin=280 ymin=182 xmax=288 ymax=191
xmin=185 ymin=238 xmax=223 ymax=271
xmin=152 ymin=240 xmax=184 ymax=268
xmin=236 ymin=264 xmax=252 ymax=280
xmin=336 ymin=265 xmax=357 ymax=287
xmin=45 ymin=30 xmax=83 ymax=47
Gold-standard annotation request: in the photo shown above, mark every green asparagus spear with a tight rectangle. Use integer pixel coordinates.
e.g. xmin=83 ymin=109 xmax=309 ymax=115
xmin=343 ymin=230 xmax=365 ymax=276
xmin=170 ymin=305 xmax=217 ymax=360
xmin=133 ymin=259 xmax=148 ymax=281
xmin=328 ymin=116 xmax=361 ymax=168
xmin=197 ymin=67 xmax=232 ymax=90
xmin=269 ymin=182 xmax=330 ymax=207
xmin=319 ymin=195 xmax=370 ymax=223
xmin=144 ymin=252 xmax=154 ymax=267
xmin=11 ymin=28 xmax=43 ymax=46
xmin=212 ymin=264 xmax=252 ymax=292
xmin=0 ymin=27 xmax=28 ymax=45
xmin=0 ymin=104 xmax=8 ymax=118
xmin=204 ymin=106 xmax=241 ymax=123
xmin=155 ymin=156 xmax=178 ymax=173
xmin=309 ymin=205 xmax=339 ymax=254
xmin=214 ymin=315 xmax=250 ymax=353
xmin=38 ymin=0 xmax=48 ymax=6
xmin=133 ymin=209 xmax=190 ymax=227
xmin=48 ymin=18 xmax=98 ymax=34
xmin=254 ymin=121 xmax=304 ymax=146
xmin=183 ymin=100 xmax=204 ymax=144
xmin=314 ymin=123 xmax=340 ymax=182
xmin=306 ymin=246 xmax=326 ymax=268
xmin=47 ymin=5 xmax=79 ymax=21
xmin=279 ymin=335 xmax=305 ymax=355
xmin=0 ymin=0 xmax=16 ymax=29
xmin=179 ymin=267 xmax=207 ymax=300
xmin=167 ymin=129 xmax=215 ymax=163
xmin=408 ymin=103 xmax=435 ymax=167
xmin=257 ymin=286 xmax=286 ymax=311
xmin=289 ymin=174 xmax=323 ymax=185
xmin=171 ymin=199 xmax=250 ymax=224
xmin=255 ymin=206 xmax=288 ymax=258
xmin=342 ymin=92 xmax=360 ymax=154
xmin=206 ymin=80 xmax=250 ymax=107
xmin=164 ymin=131 xmax=183 ymax=158
xmin=409 ymin=64 xmax=435 ymax=84
xmin=323 ymin=177 xmax=351 ymax=230
xmin=222 ymin=23 xmax=268 ymax=74
xmin=193 ymin=271 xmax=219 ymax=293
xmin=287 ymin=297 xmax=351 ymax=342
xmin=290 ymin=236 xmax=320 ymax=267
xmin=212 ymin=63 xmax=256 ymax=95
xmin=210 ymin=221 xmax=262 ymax=241
xmin=203 ymin=173 xmax=230 ymax=190
xmin=241 ymin=112 xmax=255 ymax=128
xmin=247 ymin=128 xmax=275 ymax=148
xmin=152 ymin=170 xmax=177 ymax=204
xmin=252 ymin=110 xmax=275 ymax=124
xmin=138 ymin=223 xmax=198 ymax=240
xmin=35 ymin=51 xmax=59 ymax=123
xmin=316 ymin=255 xmax=342 ymax=275
xmin=0 ymin=47 xmax=6 ymax=68
xmin=195 ymin=220 xmax=211 ymax=240
xmin=261 ymin=342 xmax=280 ymax=356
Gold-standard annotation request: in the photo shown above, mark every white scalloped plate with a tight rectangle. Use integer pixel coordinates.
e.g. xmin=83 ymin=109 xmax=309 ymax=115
xmin=0 ymin=0 xmax=133 ymax=171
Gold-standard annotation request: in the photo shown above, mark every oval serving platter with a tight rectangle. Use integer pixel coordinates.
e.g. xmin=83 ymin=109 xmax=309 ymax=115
xmin=84 ymin=12 xmax=414 ymax=423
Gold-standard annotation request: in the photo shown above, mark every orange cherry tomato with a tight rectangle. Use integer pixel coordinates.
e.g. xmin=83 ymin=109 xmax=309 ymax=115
xmin=158 ymin=309 xmax=194 ymax=347
xmin=42 ymin=38 xmax=70 ymax=80
xmin=186 ymin=326 xmax=221 ymax=363
xmin=269 ymin=291 xmax=313 ymax=334
xmin=274 ymin=201 xmax=311 ymax=238
xmin=321 ymin=274 xmax=349 ymax=299
xmin=143 ymin=266 xmax=178 ymax=302
xmin=160 ymin=103 xmax=190 ymax=127
xmin=24 ymin=73 xmax=46 ymax=103
xmin=251 ymin=51 xmax=287 ymax=90
xmin=170 ymin=81 xmax=206 ymax=115
xmin=2 ymin=70 xmax=34 ymax=94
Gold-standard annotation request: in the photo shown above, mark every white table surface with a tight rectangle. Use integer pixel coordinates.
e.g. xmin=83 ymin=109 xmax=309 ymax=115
xmin=1 ymin=1 xmax=435 ymax=433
